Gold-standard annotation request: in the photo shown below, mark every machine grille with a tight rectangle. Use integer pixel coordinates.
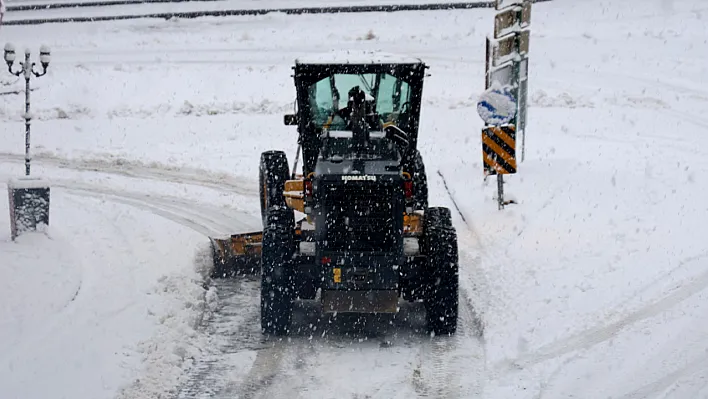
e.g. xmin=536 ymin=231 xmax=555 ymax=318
xmin=321 ymin=182 xmax=398 ymax=253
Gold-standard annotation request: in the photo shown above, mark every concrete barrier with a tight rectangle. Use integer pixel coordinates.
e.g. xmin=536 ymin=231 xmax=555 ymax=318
xmin=7 ymin=177 xmax=50 ymax=240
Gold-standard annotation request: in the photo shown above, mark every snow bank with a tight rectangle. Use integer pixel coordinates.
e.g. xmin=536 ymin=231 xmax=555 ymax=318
xmin=116 ymin=246 xmax=217 ymax=399
xmin=0 ymin=187 xmax=214 ymax=399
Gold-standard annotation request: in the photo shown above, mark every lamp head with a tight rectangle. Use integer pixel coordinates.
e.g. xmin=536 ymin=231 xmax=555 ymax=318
xmin=39 ymin=45 xmax=51 ymax=70
xmin=4 ymin=43 xmax=16 ymax=68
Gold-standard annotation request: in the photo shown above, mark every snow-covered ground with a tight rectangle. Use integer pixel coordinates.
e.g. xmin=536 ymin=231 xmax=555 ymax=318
xmin=1 ymin=0 xmax=708 ymax=398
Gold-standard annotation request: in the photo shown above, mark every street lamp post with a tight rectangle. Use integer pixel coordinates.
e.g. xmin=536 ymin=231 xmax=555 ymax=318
xmin=4 ymin=43 xmax=51 ymax=176
xmin=3 ymin=43 xmax=52 ymax=240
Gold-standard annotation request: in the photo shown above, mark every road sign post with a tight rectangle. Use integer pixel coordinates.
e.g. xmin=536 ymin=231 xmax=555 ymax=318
xmin=477 ymin=0 xmax=531 ymax=209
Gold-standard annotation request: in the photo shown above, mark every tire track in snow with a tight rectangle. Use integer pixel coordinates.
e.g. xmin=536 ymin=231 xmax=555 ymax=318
xmin=0 ymin=167 xmax=260 ymax=237
xmin=617 ymin=351 xmax=708 ymax=399
xmin=235 ymin=341 xmax=293 ymax=399
xmin=414 ymin=287 xmax=486 ymax=399
xmin=243 ymin=306 xmax=420 ymax=399
xmin=495 ymin=252 xmax=708 ymax=372
xmin=63 ymin=183 xmax=253 ymax=236
xmin=0 ymin=152 xmax=257 ymax=197
xmin=229 ymin=300 xmax=482 ymax=399
xmin=175 ymin=278 xmax=288 ymax=399
xmin=414 ymin=337 xmax=460 ymax=398
xmin=426 ymin=170 xmax=488 ymax=398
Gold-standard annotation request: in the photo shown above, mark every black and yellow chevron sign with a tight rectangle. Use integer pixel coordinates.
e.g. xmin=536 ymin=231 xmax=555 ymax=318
xmin=482 ymin=125 xmax=517 ymax=175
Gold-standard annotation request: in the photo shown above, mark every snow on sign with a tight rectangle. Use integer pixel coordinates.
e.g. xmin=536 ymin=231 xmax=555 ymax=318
xmin=496 ymin=0 xmax=524 ymax=10
xmin=477 ymin=84 xmax=517 ymax=126
xmin=493 ymin=29 xmax=530 ymax=67
xmin=495 ymin=3 xmax=531 ymax=38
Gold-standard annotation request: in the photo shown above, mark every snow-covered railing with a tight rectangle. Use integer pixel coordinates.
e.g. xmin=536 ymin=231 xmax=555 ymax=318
xmin=2 ymin=0 xmax=552 ymax=26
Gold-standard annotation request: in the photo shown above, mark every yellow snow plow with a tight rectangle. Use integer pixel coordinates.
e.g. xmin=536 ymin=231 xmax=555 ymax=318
xmin=210 ymin=231 xmax=263 ymax=277
xmin=209 ymin=176 xmax=308 ymax=277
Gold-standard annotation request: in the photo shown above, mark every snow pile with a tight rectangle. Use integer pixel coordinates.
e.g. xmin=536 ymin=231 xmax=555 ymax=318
xmin=116 ymin=273 xmax=214 ymax=399
xmin=116 ymin=243 xmax=220 ymax=399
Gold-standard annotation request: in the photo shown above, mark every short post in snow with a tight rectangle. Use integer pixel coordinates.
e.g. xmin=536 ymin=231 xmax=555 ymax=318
xmin=3 ymin=43 xmax=52 ymax=240
xmin=477 ymin=0 xmax=531 ymax=210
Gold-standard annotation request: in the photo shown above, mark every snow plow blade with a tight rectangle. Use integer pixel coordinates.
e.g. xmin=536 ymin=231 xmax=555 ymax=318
xmin=209 ymin=232 xmax=262 ymax=278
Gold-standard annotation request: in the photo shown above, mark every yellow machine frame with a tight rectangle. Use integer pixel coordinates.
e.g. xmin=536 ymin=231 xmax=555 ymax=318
xmin=211 ymin=173 xmax=423 ymax=273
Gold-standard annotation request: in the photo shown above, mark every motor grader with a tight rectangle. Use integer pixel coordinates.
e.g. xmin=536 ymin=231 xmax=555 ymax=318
xmin=210 ymin=52 xmax=459 ymax=336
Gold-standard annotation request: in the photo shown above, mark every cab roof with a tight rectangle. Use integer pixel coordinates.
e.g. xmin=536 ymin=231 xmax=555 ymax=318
xmin=295 ymin=50 xmax=424 ymax=65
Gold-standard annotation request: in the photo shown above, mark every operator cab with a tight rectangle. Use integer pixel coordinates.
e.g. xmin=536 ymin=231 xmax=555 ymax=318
xmin=284 ymin=50 xmax=428 ymax=178
xmin=309 ymin=72 xmax=413 ymax=168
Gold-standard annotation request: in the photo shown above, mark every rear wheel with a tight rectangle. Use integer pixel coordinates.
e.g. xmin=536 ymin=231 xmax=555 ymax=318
xmin=259 ymin=151 xmax=290 ymax=225
xmin=423 ymin=207 xmax=459 ymax=336
xmin=260 ymin=207 xmax=295 ymax=335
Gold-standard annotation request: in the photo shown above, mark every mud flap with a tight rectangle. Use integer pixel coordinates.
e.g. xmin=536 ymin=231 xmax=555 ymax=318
xmin=209 ymin=231 xmax=262 ymax=278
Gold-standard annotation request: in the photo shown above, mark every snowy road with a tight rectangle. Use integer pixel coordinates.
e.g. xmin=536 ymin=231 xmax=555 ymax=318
xmin=2 ymin=0 xmax=708 ymax=398
xmin=0 ymin=154 xmax=489 ymax=399
xmin=176 ymin=278 xmax=484 ymax=399
xmin=174 ymin=203 xmax=486 ymax=399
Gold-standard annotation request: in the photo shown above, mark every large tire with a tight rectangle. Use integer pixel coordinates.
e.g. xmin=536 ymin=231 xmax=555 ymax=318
xmin=423 ymin=207 xmax=459 ymax=336
xmin=260 ymin=207 xmax=295 ymax=335
xmin=259 ymin=151 xmax=290 ymax=225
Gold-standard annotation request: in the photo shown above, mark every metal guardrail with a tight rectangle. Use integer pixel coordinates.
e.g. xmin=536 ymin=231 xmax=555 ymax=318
xmin=7 ymin=0 xmax=224 ymax=12
xmin=3 ymin=0 xmax=552 ymax=26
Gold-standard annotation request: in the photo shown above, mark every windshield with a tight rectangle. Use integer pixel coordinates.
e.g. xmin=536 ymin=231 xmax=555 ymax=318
xmin=308 ymin=73 xmax=411 ymax=130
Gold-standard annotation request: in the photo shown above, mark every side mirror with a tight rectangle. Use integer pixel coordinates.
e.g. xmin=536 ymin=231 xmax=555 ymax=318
xmin=284 ymin=114 xmax=298 ymax=126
